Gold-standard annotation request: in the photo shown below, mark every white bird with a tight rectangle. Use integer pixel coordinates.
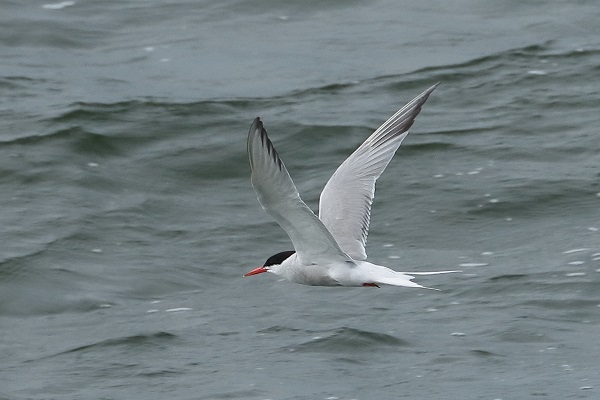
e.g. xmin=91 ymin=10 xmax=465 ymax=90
xmin=244 ymin=83 xmax=457 ymax=289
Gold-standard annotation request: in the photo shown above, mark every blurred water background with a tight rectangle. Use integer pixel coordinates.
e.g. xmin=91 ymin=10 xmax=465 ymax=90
xmin=1 ymin=1 xmax=599 ymax=399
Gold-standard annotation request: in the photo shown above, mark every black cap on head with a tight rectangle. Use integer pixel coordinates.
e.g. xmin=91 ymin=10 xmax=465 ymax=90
xmin=264 ymin=251 xmax=295 ymax=267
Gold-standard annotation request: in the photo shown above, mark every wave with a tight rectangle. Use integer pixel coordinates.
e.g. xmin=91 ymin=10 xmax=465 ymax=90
xmin=31 ymin=331 xmax=179 ymax=362
xmin=60 ymin=331 xmax=178 ymax=355
xmin=287 ymin=327 xmax=410 ymax=353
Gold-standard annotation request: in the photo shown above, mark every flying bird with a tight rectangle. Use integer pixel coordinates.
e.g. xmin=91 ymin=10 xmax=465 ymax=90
xmin=245 ymin=83 xmax=457 ymax=289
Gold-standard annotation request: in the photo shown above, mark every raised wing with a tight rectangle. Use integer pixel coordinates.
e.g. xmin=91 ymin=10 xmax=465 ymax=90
xmin=248 ymin=118 xmax=349 ymax=264
xmin=318 ymin=83 xmax=439 ymax=260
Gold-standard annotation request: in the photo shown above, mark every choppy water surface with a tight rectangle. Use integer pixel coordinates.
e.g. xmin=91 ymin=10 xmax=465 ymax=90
xmin=1 ymin=1 xmax=599 ymax=399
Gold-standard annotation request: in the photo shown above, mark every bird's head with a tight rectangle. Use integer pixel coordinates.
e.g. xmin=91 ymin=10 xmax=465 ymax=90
xmin=244 ymin=250 xmax=296 ymax=277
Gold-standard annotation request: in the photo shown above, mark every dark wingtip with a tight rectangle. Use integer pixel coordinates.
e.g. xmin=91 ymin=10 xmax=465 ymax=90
xmin=249 ymin=118 xmax=262 ymax=138
xmin=423 ymin=82 xmax=440 ymax=98
xmin=247 ymin=117 xmax=285 ymax=172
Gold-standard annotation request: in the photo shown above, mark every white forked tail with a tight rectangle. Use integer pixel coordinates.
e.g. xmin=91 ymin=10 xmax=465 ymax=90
xmin=369 ymin=267 xmax=461 ymax=290
xmin=404 ymin=270 xmax=462 ymax=275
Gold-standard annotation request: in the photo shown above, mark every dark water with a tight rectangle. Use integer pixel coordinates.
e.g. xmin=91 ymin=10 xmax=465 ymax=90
xmin=1 ymin=1 xmax=599 ymax=399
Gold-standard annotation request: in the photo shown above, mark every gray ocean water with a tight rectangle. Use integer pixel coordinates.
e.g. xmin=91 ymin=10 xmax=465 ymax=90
xmin=1 ymin=1 xmax=599 ymax=399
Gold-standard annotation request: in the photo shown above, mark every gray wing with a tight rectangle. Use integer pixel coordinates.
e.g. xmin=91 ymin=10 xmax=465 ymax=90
xmin=318 ymin=83 xmax=439 ymax=260
xmin=248 ymin=118 xmax=349 ymax=264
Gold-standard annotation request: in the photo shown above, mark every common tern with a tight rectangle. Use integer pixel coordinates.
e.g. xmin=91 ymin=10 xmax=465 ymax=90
xmin=245 ymin=83 xmax=457 ymax=288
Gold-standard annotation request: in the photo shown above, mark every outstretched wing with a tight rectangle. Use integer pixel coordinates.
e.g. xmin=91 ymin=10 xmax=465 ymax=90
xmin=318 ymin=83 xmax=439 ymax=260
xmin=248 ymin=118 xmax=349 ymax=264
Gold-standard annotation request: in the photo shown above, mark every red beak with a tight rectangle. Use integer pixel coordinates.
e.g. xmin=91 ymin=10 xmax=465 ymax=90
xmin=244 ymin=267 xmax=268 ymax=277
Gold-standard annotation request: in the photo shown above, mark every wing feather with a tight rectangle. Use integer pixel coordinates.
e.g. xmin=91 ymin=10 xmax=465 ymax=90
xmin=248 ymin=118 xmax=349 ymax=264
xmin=318 ymin=83 xmax=439 ymax=260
